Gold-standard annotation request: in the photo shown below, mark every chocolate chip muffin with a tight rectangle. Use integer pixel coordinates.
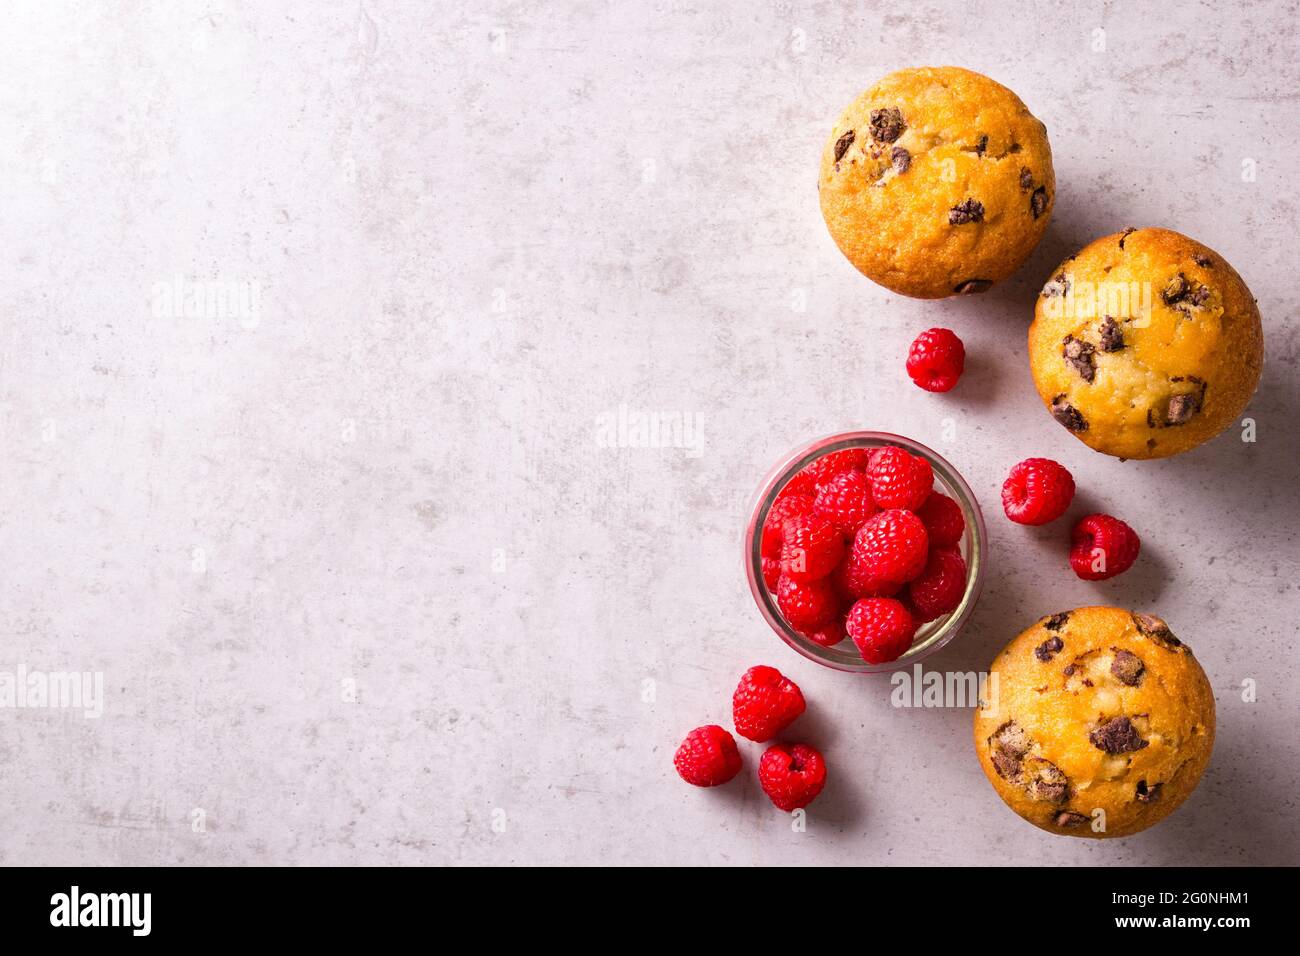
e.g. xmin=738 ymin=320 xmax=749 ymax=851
xmin=1030 ymin=228 xmax=1264 ymax=459
xmin=973 ymin=607 xmax=1214 ymax=839
xmin=819 ymin=66 xmax=1055 ymax=299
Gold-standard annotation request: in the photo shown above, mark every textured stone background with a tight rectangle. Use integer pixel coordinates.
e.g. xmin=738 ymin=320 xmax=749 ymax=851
xmin=1 ymin=2 xmax=1296 ymax=865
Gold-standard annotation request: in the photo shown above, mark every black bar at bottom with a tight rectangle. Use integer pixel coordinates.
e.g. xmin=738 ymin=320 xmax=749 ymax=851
xmin=0 ymin=865 xmax=1281 ymax=941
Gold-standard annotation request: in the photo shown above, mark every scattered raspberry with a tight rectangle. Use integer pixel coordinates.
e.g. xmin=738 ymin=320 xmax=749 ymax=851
xmin=775 ymin=575 xmax=838 ymax=632
xmin=851 ymin=508 xmax=930 ymax=585
xmin=846 ymin=597 xmax=918 ymax=664
xmin=867 ymin=446 xmax=934 ymax=511
xmin=813 ymin=469 xmax=877 ymax=536
xmin=761 ymin=494 xmax=813 ymax=558
xmin=916 ymin=491 xmax=965 ymax=548
xmin=805 ymin=448 xmax=870 ymax=487
xmin=777 ymin=468 xmax=819 ymax=499
xmin=906 ymin=548 xmax=967 ymax=622
xmin=673 ymin=725 xmax=742 ymax=787
xmin=760 ymin=555 xmax=781 ymax=589
xmin=1002 ymin=458 xmax=1076 ymax=526
xmin=805 ymin=616 xmax=846 ymax=648
xmin=780 ymin=514 xmax=845 ymax=582
xmin=732 ymin=665 xmax=806 ymax=742
xmin=1070 ymin=513 xmax=1141 ymax=580
xmin=906 ymin=327 xmax=966 ymax=392
xmin=758 ymin=743 xmax=827 ymax=811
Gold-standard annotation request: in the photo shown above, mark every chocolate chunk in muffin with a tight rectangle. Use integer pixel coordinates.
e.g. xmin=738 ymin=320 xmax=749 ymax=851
xmin=1051 ymin=396 xmax=1087 ymax=432
xmin=890 ymin=146 xmax=911 ymax=173
xmin=1110 ymin=648 xmax=1145 ymax=686
xmin=869 ymin=107 xmax=905 ymax=143
xmin=1162 ymin=273 xmax=1190 ymax=305
xmin=1098 ymin=317 xmax=1124 ymax=352
xmin=1089 ymin=716 xmax=1149 ymax=754
xmin=1035 ymin=636 xmax=1064 ymax=662
xmin=1030 ymin=186 xmax=1048 ymax=219
xmin=949 ymin=199 xmax=985 ymax=225
xmin=1054 ymin=810 xmax=1090 ymax=828
xmin=833 ymin=130 xmax=855 ymax=163
xmin=991 ymin=750 xmax=1019 ymax=780
xmin=1135 ymin=780 xmax=1163 ymax=803
xmin=1133 ymin=613 xmax=1183 ymax=650
xmin=1165 ymin=392 xmax=1200 ymax=425
xmin=1025 ymin=758 xmax=1069 ymax=803
xmin=1041 ymin=272 xmax=1070 ymax=298
xmin=989 ymin=720 xmax=1031 ymax=780
xmin=1063 ymin=335 xmax=1096 ymax=382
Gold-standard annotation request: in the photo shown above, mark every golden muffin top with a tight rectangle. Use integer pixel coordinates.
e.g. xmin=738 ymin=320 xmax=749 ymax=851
xmin=819 ymin=66 xmax=1054 ymax=298
xmin=1029 ymin=227 xmax=1263 ymax=459
xmin=974 ymin=606 xmax=1215 ymax=838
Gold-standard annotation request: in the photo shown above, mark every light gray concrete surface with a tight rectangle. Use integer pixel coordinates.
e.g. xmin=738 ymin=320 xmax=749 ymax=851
xmin=1 ymin=1 xmax=1297 ymax=866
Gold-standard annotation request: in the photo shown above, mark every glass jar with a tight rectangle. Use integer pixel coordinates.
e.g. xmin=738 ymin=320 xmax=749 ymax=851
xmin=745 ymin=431 xmax=987 ymax=673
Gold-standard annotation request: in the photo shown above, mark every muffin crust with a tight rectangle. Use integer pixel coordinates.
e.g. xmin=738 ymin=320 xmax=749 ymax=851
xmin=820 ymin=66 xmax=1055 ymax=299
xmin=974 ymin=606 xmax=1215 ymax=839
xmin=1029 ymin=228 xmax=1263 ymax=459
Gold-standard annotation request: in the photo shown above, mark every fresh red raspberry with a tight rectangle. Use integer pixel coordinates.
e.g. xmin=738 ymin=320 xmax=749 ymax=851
xmin=761 ymin=493 xmax=813 ymax=558
xmin=758 ymin=743 xmax=827 ymax=811
xmin=777 ymin=468 xmax=819 ymax=499
xmin=732 ymin=665 xmax=806 ymax=742
xmin=906 ymin=328 xmax=965 ymax=392
xmin=673 ymin=725 xmax=742 ymax=787
xmin=780 ymin=514 xmax=844 ymax=582
xmin=805 ymin=448 xmax=870 ymax=487
xmin=867 ymin=446 xmax=934 ymax=511
xmin=846 ymin=597 xmax=918 ymax=664
xmin=916 ymin=491 xmax=965 ymax=548
xmin=906 ymin=548 xmax=968 ymax=622
xmin=837 ymin=555 xmax=904 ymax=600
xmin=805 ymin=616 xmax=847 ymax=648
xmin=851 ymin=508 xmax=929 ymax=584
xmin=829 ymin=558 xmax=857 ymax=605
xmin=813 ymin=469 xmax=877 ymax=536
xmin=1002 ymin=457 xmax=1076 ymax=526
xmin=760 ymin=555 xmax=781 ymax=589
xmin=1070 ymin=514 xmax=1141 ymax=580
xmin=775 ymin=575 xmax=838 ymax=632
